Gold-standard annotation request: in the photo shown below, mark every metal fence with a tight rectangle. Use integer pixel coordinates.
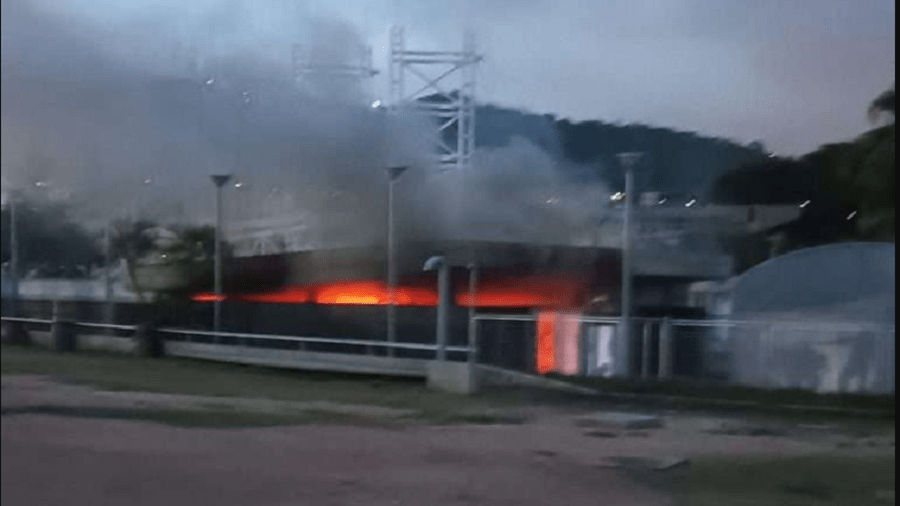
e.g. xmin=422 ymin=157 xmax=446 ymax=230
xmin=4 ymin=311 xmax=895 ymax=395
xmin=0 ymin=316 xmax=470 ymax=361
xmin=473 ymin=314 xmax=896 ymax=395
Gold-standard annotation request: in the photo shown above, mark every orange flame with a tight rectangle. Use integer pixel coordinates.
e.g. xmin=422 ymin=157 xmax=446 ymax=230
xmin=192 ymin=273 xmax=591 ymax=309
xmin=190 ymin=292 xmax=226 ymax=303
xmin=191 ymin=275 xmax=592 ymax=377
xmin=535 ymin=310 xmax=582 ymax=375
xmin=536 ymin=311 xmax=558 ymax=374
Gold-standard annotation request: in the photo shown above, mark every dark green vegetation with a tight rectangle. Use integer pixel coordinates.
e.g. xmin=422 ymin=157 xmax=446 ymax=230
xmin=711 ymin=85 xmax=895 ymax=271
xmin=474 ymin=102 xmax=768 ymax=195
xmin=0 ymin=345 xmax=528 ymax=425
xmin=674 ymin=455 xmax=895 ymax=506
xmin=0 ymin=203 xmax=221 ymax=295
xmin=0 ymin=199 xmax=100 ymax=277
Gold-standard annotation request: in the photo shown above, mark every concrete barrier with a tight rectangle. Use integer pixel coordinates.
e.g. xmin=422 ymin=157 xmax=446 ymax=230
xmin=29 ymin=331 xmax=135 ymax=354
xmin=1 ymin=321 xmax=31 ymax=346
xmin=134 ymin=324 xmax=164 ymax=358
xmin=51 ymin=321 xmax=78 ymax=353
xmin=426 ymin=361 xmax=479 ymax=394
xmin=164 ymin=341 xmax=431 ymax=378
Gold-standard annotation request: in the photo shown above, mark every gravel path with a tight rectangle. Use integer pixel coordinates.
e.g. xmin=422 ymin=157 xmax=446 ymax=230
xmin=2 ymin=375 xmax=893 ymax=506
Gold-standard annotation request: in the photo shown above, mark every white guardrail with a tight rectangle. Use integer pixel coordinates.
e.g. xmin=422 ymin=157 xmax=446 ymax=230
xmin=1 ymin=316 xmax=470 ymax=355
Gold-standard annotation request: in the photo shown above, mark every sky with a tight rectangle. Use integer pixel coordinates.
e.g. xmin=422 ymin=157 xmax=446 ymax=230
xmin=2 ymin=0 xmax=895 ymax=157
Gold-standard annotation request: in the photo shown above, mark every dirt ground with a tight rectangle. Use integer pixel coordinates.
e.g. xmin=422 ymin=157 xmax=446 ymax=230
xmin=1 ymin=375 xmax=895 ymax=506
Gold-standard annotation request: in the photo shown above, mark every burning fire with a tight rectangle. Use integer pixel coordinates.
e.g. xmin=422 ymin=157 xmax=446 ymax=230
xmin=190 ymin=274 xmax=598 ymax=378
xmin=536 ymin=311 xmax=558 ymax=374
xmin=192 ymin=273 xmax=590 ymax=310
xmin=191 ymin=293 xmax=226 ymax=303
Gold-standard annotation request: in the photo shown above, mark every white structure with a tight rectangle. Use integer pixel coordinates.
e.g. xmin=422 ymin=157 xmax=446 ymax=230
xmin=389 ymin=27 xmax=481 ymax=172
xmin=689 ymin=243 xmax=896 ymax=394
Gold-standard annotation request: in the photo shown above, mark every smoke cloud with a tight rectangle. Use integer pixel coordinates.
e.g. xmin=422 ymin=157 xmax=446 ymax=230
xmin=1 ymin=0 xmax=609 ymax=252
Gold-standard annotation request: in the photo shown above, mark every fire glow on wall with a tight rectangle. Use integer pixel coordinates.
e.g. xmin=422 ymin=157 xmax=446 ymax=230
xmin=536 ymin=311 xmax=581 ymax=375
xmin=191 ymin=274 xmax=597 ymax=376
xmin=191 ymin=273 xmax=591 ymax=309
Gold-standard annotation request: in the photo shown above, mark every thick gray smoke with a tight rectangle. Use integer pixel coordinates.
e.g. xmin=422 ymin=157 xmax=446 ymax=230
xmin=399 ymin=137 xmax=609 ymax=246
xmin=2 ymin=0 xmax=609 ymax=252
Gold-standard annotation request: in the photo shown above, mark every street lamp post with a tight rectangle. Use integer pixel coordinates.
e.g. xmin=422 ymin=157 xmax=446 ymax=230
xmin=103 ymin=221 xmax=114 ymax=329
xmin=467 ymin=262 xmax=479 ymax=365
xmin=385 ymin=166 xmax=408 ymax=357
xmin=210 ymin=174 xmax=232 ymax=338
xmin=615 ymin=151 xmax=643 ymax=378
xmin=8 ymin=190 xmax=20 ymax=317
xmin=423 ymin=256 xmax=449 ymax=361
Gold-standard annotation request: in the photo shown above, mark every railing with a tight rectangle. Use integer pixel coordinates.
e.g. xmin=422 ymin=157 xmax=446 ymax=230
xmin=156 ymin=327 xmax=471 ymax=356
xmin=5 ymin=313 xmax=895 ymax=394
xmin=471 ymin=313 xmax=896 ymax=395
xmin=1 ymin=316 xmax=470 ymax=360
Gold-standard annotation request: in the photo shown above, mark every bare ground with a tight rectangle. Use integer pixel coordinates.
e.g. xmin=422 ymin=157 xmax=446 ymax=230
xmin=1 ymin=375 xmax=894 ymax=506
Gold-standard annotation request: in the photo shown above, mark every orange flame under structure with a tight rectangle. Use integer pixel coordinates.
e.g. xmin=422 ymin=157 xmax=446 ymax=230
xmin=535 ymin=311 xmax=558 ymax=374
xmin=191 ymin=293 xmax=227 ymax=303
xmin=192 ymin=273 xmax=591 ymax=310
xmin=190 ymin=272 xmax=599 ymax=377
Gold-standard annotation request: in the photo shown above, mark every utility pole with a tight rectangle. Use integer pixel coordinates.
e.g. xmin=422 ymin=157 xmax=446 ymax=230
xmin=423 ymin=256 xmax=449 ymax=361
xmin=616 ymin=152 xmax=643 ymax=378
xmin=9 ymin=190 xmax=20 ymax=317
xmin=467 ymin=262 xmax=479 ymax=364
xmin=104 ymin=222 xmax=114 ymax=329
xmin=385 ymin=166 xmax=407 ymax=357
xmin=210 ymin=174 xmax=232 ymax=337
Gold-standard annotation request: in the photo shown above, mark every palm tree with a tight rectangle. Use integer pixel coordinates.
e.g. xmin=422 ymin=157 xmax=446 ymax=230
xmin=868 ymin=84 xmax=895 ymax=124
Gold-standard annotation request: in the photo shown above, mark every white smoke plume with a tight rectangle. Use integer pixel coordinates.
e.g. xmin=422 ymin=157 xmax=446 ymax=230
xmin=2 ymin=0 xmax=610 ymax=252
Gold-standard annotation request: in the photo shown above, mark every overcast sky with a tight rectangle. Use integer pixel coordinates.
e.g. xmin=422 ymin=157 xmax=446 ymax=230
xmin=4 ymin=0 xmax=896 ymax=156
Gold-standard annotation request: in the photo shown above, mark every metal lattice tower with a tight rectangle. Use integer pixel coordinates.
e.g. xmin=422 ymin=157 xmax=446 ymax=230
xmin=389 ymin=27 xmax=481 ymax=172
xmin=292 ymin=42 xmax=378 ymax=103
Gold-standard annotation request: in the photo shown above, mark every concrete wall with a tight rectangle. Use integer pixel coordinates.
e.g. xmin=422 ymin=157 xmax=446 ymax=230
xmin=165 ymin=341 xmax=431 ymax=378
xmin=1 ymin=276 xmax=139 ymax=303
xmin=23 ymin=328 xmax=485 ymax=393
xmin=29 ymin=331 xmax=136 ymax=354
xmin=426 ymin=362 xmax=478 ymax=394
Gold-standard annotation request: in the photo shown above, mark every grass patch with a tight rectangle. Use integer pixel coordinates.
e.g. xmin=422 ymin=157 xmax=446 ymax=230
xmin=0 ymin=344 xmax=523 ymax=423
xmin=675 ymin=455 xmax=895 ymax=506
xmin=0 ymin=405 xmax=372 ymax=428
xmin=550 ymin=375 xmax=895 ymax=417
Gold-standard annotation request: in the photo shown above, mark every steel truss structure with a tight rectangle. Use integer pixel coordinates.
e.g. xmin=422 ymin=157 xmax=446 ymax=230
xmin=389 ymin=27 xmax=481 ymax=171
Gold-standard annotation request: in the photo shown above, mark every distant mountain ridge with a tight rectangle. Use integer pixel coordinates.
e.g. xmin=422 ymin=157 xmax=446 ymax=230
xmin=473 ymin=103 xmax=769 ymax=198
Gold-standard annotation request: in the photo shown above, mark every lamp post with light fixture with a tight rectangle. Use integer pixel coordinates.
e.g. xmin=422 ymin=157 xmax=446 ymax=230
xmin=8 ymin=189 xmax=20 ymax=317
xmin=385 ymin=166 xmax=408 ymax=356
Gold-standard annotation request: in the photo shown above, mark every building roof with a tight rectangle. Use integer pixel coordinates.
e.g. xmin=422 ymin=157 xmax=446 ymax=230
xmin=731 ymin=242 xmax=895 ymax=324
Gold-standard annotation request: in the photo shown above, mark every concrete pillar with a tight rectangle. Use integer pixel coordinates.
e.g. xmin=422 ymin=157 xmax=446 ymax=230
xmin=641 ymin=321 xmax=653 ymax=379
xmin=426 ymin=361 xmax=479 ymax=394
xmin=658 ymin=317 xmax=673 ymax=379
xmin=51 ymin=320 xmax=78 ymax=353
xmin=435 ymin=262 xmax=450 ymax=361
xmin=134 ymin=324 xmax=164 ymax=358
